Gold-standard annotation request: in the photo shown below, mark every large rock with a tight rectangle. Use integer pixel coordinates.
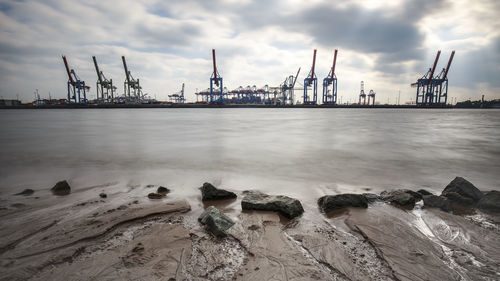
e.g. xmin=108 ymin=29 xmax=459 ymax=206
xmin=422 ymin=195 xmax=452 ymax=212
xmin=241 ymin=191 xmax=304 ymax=219
xmin=199 ymin=182 xmax=237 ymax=201
xmin=441 ymin=177 xmax=483 ymax=202
xmin=417 ymin=189 xmax=433 ymax=196
xmin=51 ymin=180 xmax=71 ymax=196
xmin=198 ymin=206 xmax=235 ymax=237
xmin=157 ymin=186 xmax=170 ymax=194
xmin=362 ymin=193 xmax=380 ymax=203
xmin=477 ymin=191 xmax=500 ymax=213
xmin=380 ymin=189 xmax=419 ymax=207
xmin=318 ymin=194 xmax=368 ymax=213
xmin=443 ymin=191 xmax=475 ymax=205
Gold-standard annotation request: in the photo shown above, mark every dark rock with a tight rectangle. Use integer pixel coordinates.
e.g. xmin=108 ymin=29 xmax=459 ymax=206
xmin=99 ymin=193 xmax=107 ymax=198
xmin=318 ymin=194 xmax=368 ymax=213
xmin=157 ymin=186 xmax=170 ymax=194
xmin=241 ymin=191 xmax=304 ymax=219
xmin=147 ymin=192 xmax=164 ymax=199
xmin=199 ymin=182 xmax=237 ymax=201
xmin=422 ymin=195 xmax=452 ymax=212
xmin=443 ymin=191 xmax=475 ymax=205
xmin=198 ymin=206 xmax=235 ymax=237
xmin=477 ymin=191 xmax=500 ymax=213
xmin=417 ymin=189 xmax=433 ymax=196
xmin=51 ymin=180 xmax=71 ymax=196
xmin=362 ymin=193 xmax=380 ymax=203
xmin=441 ymin=177 xmax=483 ymax=202
xmin=15 ymin=189 xmax=34 ymax=196
xmin=380 ymin=190 xmax=417 ymax=207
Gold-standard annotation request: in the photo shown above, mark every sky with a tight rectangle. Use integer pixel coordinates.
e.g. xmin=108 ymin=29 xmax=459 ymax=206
xmin=0 ymin=0 xmax=499 ymax=104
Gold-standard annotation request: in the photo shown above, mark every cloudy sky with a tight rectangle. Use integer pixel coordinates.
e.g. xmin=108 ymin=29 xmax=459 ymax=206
xmin=0 ymin=0 xmax=498 ymax=103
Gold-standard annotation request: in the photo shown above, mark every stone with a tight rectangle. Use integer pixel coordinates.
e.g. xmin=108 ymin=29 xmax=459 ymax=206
xmin=477 ymin=190 xmax=500 ymax=213
xmin=51 ymin=180 xmax=71 ymax=196
xmin=241 ymin=191 xmax=304 ymax=219
xmin=199 ymin=182 xmax=237 ymax=201
xmin=443 ymin=191 xmax=475 ymax=205
xmin=198 ymin=206 xmax=235 ymax=237
xmin=318 ymin=194 xmax=368 ymax=213
xmin=362 ymin=193 xmax=380 ymax=203
xmin=441 ymin=177 xmax=483 ymax=202
xmin=15 ymin=189 xmax=34 ymax=196
xmin=147 ymin=192 xmax=164 ymax=199
xmin=417 ymin=189 xmax=433 ymax=196
xmin=380 ymin=189 xmax=418 ymax=207
xmin=157 ymin=186 xmax=170 ymax=194
xmin=99 ymin=193 xmax=107 ymax=198
xmin=422 ymin=195 xmax=452 ymax=212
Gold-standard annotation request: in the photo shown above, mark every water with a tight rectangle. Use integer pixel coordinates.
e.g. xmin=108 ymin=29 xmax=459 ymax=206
xmin=0 ymin=108 xmax=499 ymax=203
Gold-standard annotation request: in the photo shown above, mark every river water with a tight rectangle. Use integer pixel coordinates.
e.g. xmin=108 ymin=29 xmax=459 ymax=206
xmin=0 ymin=108 xmax=499 ymax=203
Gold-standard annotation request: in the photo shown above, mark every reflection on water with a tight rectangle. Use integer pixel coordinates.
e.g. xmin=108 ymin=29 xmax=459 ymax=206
xmin=0 ymin=108 xmax=499 ymax=201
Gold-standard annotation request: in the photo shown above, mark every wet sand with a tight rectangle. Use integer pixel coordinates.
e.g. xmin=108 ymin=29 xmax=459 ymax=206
xmin=0 ymin=182 xmax=499 ymax=281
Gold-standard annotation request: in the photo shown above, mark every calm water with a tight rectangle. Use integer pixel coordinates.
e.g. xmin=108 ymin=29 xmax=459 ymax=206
xmin=0 ymin=108 xmax=499 ymax=202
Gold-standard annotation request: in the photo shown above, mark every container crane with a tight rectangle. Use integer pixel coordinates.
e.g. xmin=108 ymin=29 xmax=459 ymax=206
xmin=122 ymin=56 xmax=142 ymax=103
xmin=358 ymin=81 xmax=366 ymax=105
xmin=303 ymin=49 xmax=318 ymax=105
xmin=92 ymin=56 xmax=116 ymax=103
xmin=367 ymin=90 xmax=376 ymax=106
xmin=210 ymin=49 xmax=223 ymax=104
xmin=168 ymin=83 xmax=185 ymax=103
xmin=281 ymin=67 xmax=301 ymax=105
xmin=62 ymin=55 xmax=89 ymax=104
xmin=322 ymin=49 xmax=338 ymax=104
xmin=432 ymin=51 xmax=455 ymax=104
xmin=412 ymin=50 xmax=455 ymax=105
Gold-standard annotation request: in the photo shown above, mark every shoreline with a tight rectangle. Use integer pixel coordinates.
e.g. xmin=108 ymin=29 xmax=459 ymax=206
xmin=0 ymin=178 xmax=498 ymax=280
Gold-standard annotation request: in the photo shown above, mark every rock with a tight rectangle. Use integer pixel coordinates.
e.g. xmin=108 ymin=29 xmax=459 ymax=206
xmin=417 ymin=189 xmax=433 ymax=196
xmin=99 ymin=193 xmax=107 ymax=198
xmin=317 ymin=194 xmax=368 ymax=213
xmin=199 ymin=182 xmax=237 ymax=201
xmin=477 ymin=191 xmax=500 ymax=213
xmin=422 ymin=195 xmax=452 ymax=212
xmin=443 ymin=191 xmax=475 ymax=205
xmin=147 ymin=192 xmax=164 ymax=199
xmin=157 ymin=186 xmax=170 ymax=194
xmin=15 ymin=189 xmax=34 ymax=196
xmin=441 ymin=177 xmax=483 ymax=202
xmin=241 ymin=191 xmax=304 ymax=219
xmin=198 ymin=206 xmax=235 ymax=237
xmin=362 ymin=193 xmax=380 ymax=203
xmin=51 ymin=180 xmax=71 ymax=196
xmin=380 ymin=189 xmax=418 ymax=207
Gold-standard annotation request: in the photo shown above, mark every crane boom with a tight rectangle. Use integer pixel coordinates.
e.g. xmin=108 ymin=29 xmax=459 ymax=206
xmin=442 ymin=50 xmax=455 ymax=81
xmin=428 ymin=50 xmax=441 ymax=85
xmin=310 ymin=49 xmax=317 ymax=80
xmin=92 ymin=56 xmax=103 ymax=83
xmin=122 ymin=56 xmax=131 ymax=83
xmin=212 ymin=49 xmax=218 ymax=86
xmin=292 ymin=67 xmax=301 ymax=88
xmin=62 ymin=55 xmax=75 ymax=85
xmin=330 ymin=49 xmax=338 ymax=80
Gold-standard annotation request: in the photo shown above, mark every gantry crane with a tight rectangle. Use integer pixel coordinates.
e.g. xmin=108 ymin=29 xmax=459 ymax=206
xmin=303 ymin=49 xmax=318 ymax=105
xmin=210 ymin=49 xmax=223 ymax=104
xmin=358 ymin=81 xmax=366 ymax=105
xmin=322 ymin=49 xmax=338 ymax=104
xmin=367 ymin=90 xmax=376 ymax=106
xmin=412 ymin=50 xmax=455 ymax=105
xmin=122 ymin=56 xmax=142 ymax=102
xmin=281 ymin=67 xmax=301 ymax=105
xmin=62 ymin=55 xmax=90 ymax=104
xmin=168 ymin=83 xmax=185 ymax=103
xmin=93 ymin=56 xmax=116 ymax=103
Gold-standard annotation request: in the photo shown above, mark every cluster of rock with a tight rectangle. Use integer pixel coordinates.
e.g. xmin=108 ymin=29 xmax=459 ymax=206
xmin=198 ymin=182 xmax=304 ymax=237
xmin=148 ymin=186 xmax=171 ymax=199
xmin=316 ymin=177 xmax=500 ymax=214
